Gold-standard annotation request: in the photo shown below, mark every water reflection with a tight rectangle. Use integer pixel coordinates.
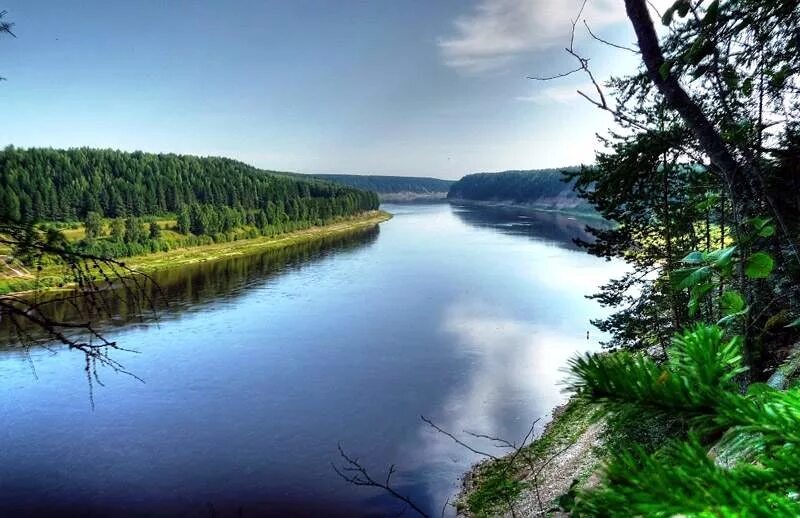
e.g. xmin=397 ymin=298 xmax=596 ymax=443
xmin=0 ymin=203 xmax=618 ymax=517
xmin=0 ymin=226 xmax=380 ymax=347
xmin=449 ymin=202 xmax=606 ymax=249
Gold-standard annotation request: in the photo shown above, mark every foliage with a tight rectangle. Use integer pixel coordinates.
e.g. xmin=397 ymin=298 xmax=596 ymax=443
xmin=573 ymin=434 xmax=800 ymax=516
xmin=447 ymin=167 xmax=593 ymax=211
xmin=148 ymin=221 xmax=161 ymax=240
xmin=568 ymin=0 xmax=800 ymax=374
xmin=464 ymin=462 xmax=525 ymax=518
xmin=84 ymin=211 xmax=103 ymax=239
xmin=567 ymin=326 xmax=745 ymax=428
xmin=0 ymin=147 xmax=380 ymax=261
xmin=307 ymin=174 xmax=454 ymax=195
xmin=0 ymin=146 xmax=378 ymax=223
xmin=566 ymin=325 xmax=800 ymax=516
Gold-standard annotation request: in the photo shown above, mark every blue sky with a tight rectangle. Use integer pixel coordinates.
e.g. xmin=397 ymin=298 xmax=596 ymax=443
xmin=0 ymin=1 xmax=654 ymax=179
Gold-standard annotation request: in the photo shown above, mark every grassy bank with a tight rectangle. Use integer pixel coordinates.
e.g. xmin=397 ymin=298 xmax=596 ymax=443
xmin=457 ymin=398 xmax=601 ymax=517
xmin=0 ymin=210 xmax=391 ymax=295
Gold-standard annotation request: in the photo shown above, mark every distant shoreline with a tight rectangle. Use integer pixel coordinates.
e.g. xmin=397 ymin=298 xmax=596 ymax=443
xmin=446 ymin=198 xmax=606 ymax=220
xmin=378 ymin=192 xmax=449 ymax=202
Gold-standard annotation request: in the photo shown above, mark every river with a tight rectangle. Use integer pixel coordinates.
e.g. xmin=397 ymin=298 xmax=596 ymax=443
xmin=0 ymin=202 xmax=623 ymax=517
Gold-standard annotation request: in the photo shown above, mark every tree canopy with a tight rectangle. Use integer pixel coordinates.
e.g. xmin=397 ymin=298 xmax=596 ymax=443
xmin=554 ymin=0 xmax=800 ymax=514
xmin=447 ymin=167 xmax=593 ymax=212
xmin=0 ymin=147 xmax=378 ymax=223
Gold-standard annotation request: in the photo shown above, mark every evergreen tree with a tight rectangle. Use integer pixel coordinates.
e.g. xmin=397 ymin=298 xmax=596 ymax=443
xmin=84 ymin=211 xmax=103 ymax=240
xmin=148 ymin=221 xmax=161 ymax=240
xmin=123 ymin=217 xmax=145 ymax=244
xmin=109 ymin=218 xmax=125 ymax=242
xmin=177 ymin=206 xmax=190 ymax=234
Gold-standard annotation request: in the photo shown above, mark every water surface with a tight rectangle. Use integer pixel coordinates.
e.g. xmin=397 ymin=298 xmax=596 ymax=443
xmin=0 ymin=203 xmax=621 ymax=516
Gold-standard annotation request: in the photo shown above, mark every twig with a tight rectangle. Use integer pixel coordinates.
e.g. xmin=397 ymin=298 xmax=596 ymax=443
xmin=583 ymin=20 xmax=639 ymax=54
xmin=421 ymin=415 xmax=498 ymax=459
xmin=0 ymin=221 xmax=163 ymax=403
xmin=528 ymin=66 xmax=583 ymax=81
xmin=332 ymin=443 xmax=430 ymax=517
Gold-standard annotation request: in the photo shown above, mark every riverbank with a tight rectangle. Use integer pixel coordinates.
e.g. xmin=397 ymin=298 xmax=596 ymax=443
xmin=0 ymin=210 xmax=392 ymax=295
xmin=378 ymin=192 xmax=449 ymax=202
xmin=457 ymin=343 xmax=800 ymax=517
xmin=447 ymin=199 xmax=604 ymax=221
xmin=456 ymin=398 xmax=603 ymax=517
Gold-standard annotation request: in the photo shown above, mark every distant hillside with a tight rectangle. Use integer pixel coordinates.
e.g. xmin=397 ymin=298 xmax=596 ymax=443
xmin=447 ymin=167 xmax=594 ymax=213
xmin=0 ymin=147 xmax=378 ymax=223
xmin=310 ymin=174 xmax=454 ymax=201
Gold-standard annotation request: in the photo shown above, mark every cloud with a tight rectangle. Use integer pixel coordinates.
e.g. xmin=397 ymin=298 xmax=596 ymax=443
xmin=438 ymin=0 xmax=628 ymax=74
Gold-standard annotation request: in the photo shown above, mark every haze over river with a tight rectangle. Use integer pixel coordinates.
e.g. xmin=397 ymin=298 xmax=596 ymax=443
xmin=0 ymin=203 xmax=623 ymax=517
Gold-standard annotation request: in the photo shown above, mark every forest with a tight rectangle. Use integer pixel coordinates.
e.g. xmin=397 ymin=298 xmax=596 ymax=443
xmin=446 ymin=167 xmax=593 ymax=213
xmin=304 ymin=173 xmax=453 ymax=196
xmin=0 ymin=147 xmax=379 ymax=258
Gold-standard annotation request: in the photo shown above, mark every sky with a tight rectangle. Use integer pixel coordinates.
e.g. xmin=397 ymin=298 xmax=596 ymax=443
xmin=0 ymin=1 xmax=661 ymax=179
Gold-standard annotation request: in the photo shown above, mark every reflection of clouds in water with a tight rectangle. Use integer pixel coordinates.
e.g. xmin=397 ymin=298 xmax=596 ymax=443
xmin=526 ymin=255 xmax=631 ymax=293
xmin=409 ymin=299 xmax=598 ymax=512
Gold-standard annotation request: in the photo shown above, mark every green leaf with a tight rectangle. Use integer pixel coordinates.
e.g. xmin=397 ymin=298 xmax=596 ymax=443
xmin=748 ymin=216 xmax=771 ymax=231
xmin=746 ymin=382 xmax=773 ymax=396
xmin=684 ymin=37 xmax=711 ymax=66
xmin=673 ymin=266 xmax=712 ymax=290
xmin=662 ymin=5 xmax=677 ymax=25
xmin=720 ymin=290 xmax=745 ymax=315
xmin=691 ymin=64 xmax=709 ymax=81
xmin=706 ymin=246 xmax=736 ymax=268
xmin=745 ymin=252 xmax=774 ymax=279
xmin=721 ymin=66 xmax=738 ymax=90
xmin=769 ymin=65 xmax=792 ymax=88
xmin=688 ymin=282 xmax=715 ymax=317
xmin=759 ymin=225 xmax=775 ymax=238
xmin=681 ymin=251 xmax=705 ymax=264
xmin=742 ymin=77 xmax=753 ymax=96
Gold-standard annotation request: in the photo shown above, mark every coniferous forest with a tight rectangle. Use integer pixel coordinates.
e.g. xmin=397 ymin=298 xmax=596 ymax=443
xmin=446 ymin=167 xmax=593 ymax=212
xmin=311 ymin=174 xmax=454 ymax=196
xmin=0 ymin=147 xmax=378 ymax=257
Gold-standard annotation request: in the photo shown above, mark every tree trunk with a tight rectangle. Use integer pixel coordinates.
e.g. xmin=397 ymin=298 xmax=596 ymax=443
xmin=624 ymin=0 xmax=754 ymax=373
xmin=623 ymin=0 xmax=744 ymax=195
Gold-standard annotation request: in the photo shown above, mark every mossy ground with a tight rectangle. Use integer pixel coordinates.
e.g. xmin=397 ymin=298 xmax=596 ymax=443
xmin=457 ymin=398 xmax=597 ymax=517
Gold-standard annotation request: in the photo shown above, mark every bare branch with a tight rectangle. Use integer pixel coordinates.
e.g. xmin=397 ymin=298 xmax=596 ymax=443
xmin=421 ymin=415 xmax=499 ymax=459
xmin=332 ymin=443 xmax=430 ymax=517
xmin=0 ymin=10 xmax=16 ymax=38
xmin=463 ymin=430 xmax=516 ymax=449
xmin=583 ymin=20 xmax=639 ymax=54
xmin=440 ymin=496 xmax=450 ymax=518
xmin=528 ymin=66 xmax=583 ymax=81
xmin=0 ymin=221 xmax=163 ymax=403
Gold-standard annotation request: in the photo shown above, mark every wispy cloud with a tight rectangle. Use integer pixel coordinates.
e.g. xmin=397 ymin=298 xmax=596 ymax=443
xmin=438 ymin=0 xmax=627 ymax=74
